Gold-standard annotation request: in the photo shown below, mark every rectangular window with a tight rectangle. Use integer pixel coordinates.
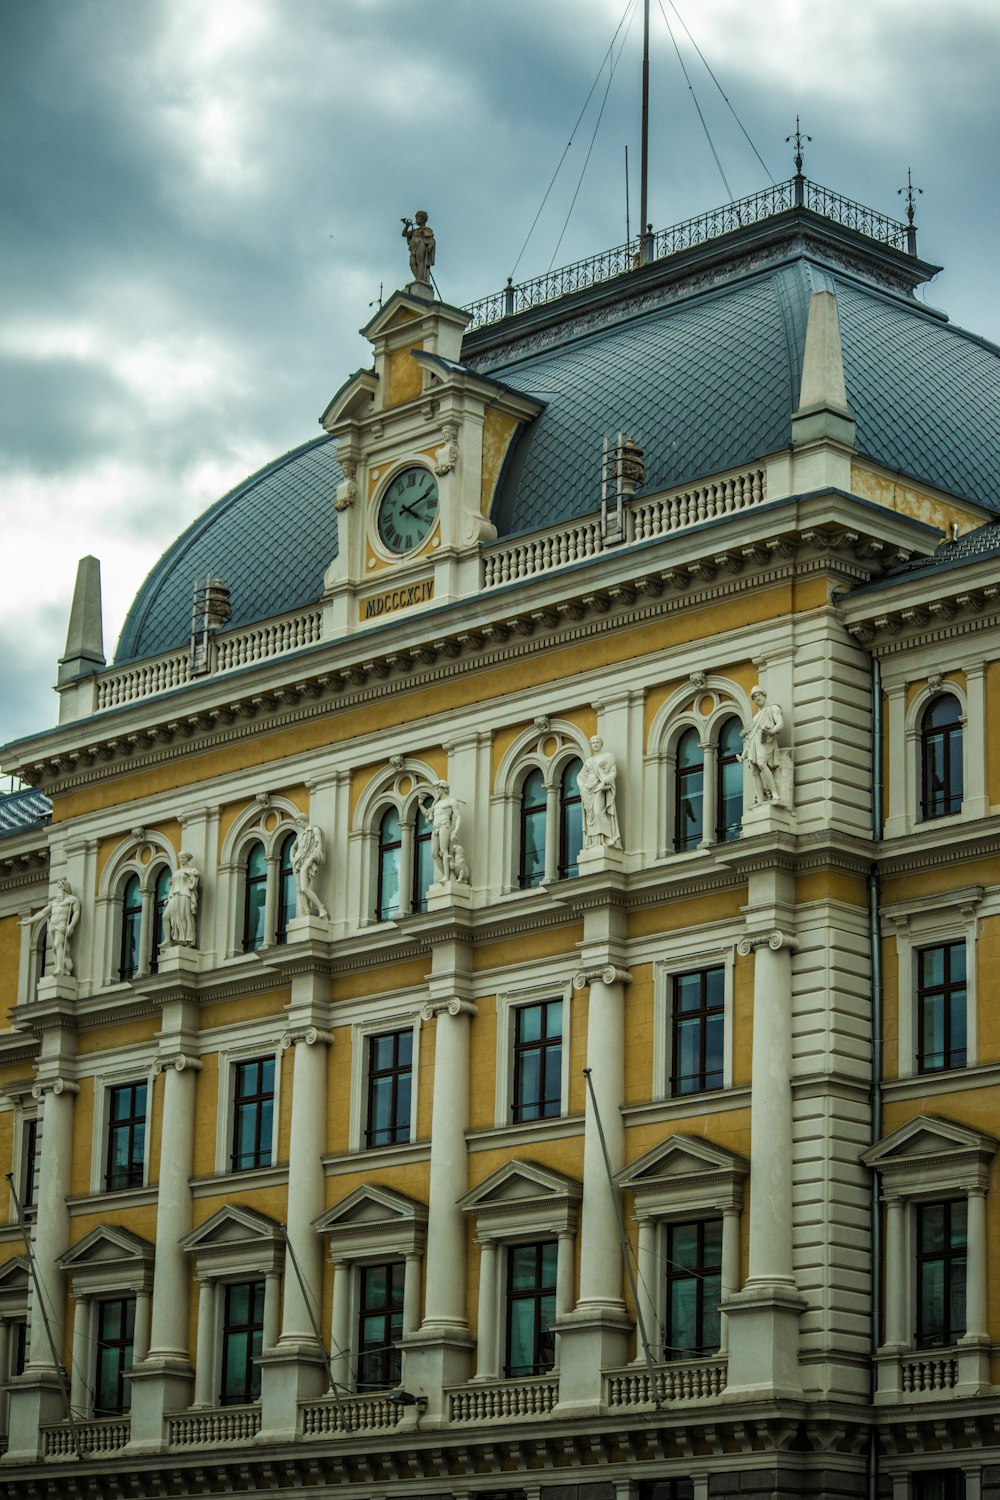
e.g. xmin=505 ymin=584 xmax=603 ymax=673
xmin=366 ymin=1030 xmax=413 ymax=1148
xmin=913 ymin=1476 xmax=966 ymax=1500
xmin=94 ymin=1297 xmax=136 ymax=1415
xmin=356 ymin=1262 xmax=404 ymax=1391
xmin=917 ymin=942 xmax=967 ymax=1073
xmin=231 ymin=1058 xmax=275 ymax=1171
xmin=220 ymin=1280 xmax=265 ymax=1405
xmin=105 ymin=1082 xmax=147 ymax=1191
xmin=512 ymin=1000 xmax=562 ymax=1122
xmin=10 ymin=1319 xmax=27 ymax=1378
xmin=916 ymin=1200 xmax=967 ymax=1347
xmin=665 ymin=1218 xmax=722 ymax=1360
xmin=505 ymin=1240 xmax=557 ymax=1377
xmin=19 ymin=1115 xmax=40 ymax=1213
xmin=671 ymin=967 xmax=724 ymax=1095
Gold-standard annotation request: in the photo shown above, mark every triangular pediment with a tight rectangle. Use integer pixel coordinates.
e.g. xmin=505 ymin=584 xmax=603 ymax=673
xmin=361 ymin=290 xmax=468 ymax=343
xmin=58 ymin=1224 xmax=154 ymax=1272
xmin=320 ymin=368 xmax=378 ymax=433
xmin=314 ymin=1184 xmax=427 ymax=1234
xmin=0 ymin=1255 xmax=29 ymax=1293
xmin=618 ymin=1134 xmax=748 ymax=1192
xmin=179 ymin=1203 xmax=283 ymax=1255
xmin=862 ymin=1114 xmax=999 ymax=1170
xmin=459 ymin=1159 xmax=582 ymax=1214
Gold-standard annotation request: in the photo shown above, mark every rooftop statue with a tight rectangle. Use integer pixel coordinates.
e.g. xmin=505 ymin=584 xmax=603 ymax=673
xmin=401 ymin=210 xmax=435 ymax=286
xmin=19 ymin=877 xmax=81 ymax=977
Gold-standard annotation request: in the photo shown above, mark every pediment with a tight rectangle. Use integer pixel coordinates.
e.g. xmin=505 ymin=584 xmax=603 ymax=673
xmin=618 ymin=1135 xmax=749 ymax=1193
xmin=58 ymin=1224 xmax=154 ymax=1272
xmin=320 ymin=368 xmax=378 ymax=434
xmin=314 ymin=1184 xmax=427 ymax=1234
xmin=862 ymin=1114 xmax=999 ymax=1171
xmin=459 ymin=1159 xmax=582 ymax=1215
xmin=0 ymin=1255 xmax=29 ymax=1293
xmin=180 ymin=1203 xmax=283 ymax=1255
xmin=361 ymin=290 xmax=468 ymax=343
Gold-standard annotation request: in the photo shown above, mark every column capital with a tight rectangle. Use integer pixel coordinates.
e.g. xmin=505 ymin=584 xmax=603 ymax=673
xmin=420 ymin=997 xmax=477 ymax=1021
xmin=572 ymin=964 xmax=632 ymax=991
xmin=280 ymin=1025 xmax=333 ymax=1049
xmin=31 ymin=1076 xmax=79 ymax=1099
xmin=152 ymin=1051 xmax=202 ymax=1075
xmin=736 ymin=929 xmax=797 ymax=956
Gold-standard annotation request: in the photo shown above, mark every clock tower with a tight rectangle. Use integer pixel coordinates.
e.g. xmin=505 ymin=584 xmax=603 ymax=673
xmin=319 ymin=243 xmax=542 ymax=639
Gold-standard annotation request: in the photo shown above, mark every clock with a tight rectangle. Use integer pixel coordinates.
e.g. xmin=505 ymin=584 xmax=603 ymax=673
xmin=376 ymin=466 xmax=439 ymax=554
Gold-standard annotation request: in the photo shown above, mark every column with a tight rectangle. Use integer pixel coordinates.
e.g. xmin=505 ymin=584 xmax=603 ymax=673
xmin=402 ymin=1253 xmax=422 ymax=1339
xmin=473 ymin=1241 xmax=499 ymax=1379
xmin=262 ymin=852 xmax=279 ymax=946
xmin=958 ymin=1186 xmax=991 ymax=1392
xmin=882 ymin=1197 xmax=906 ymax=1347
xmin=27 ymin=1076 xmax=77 ymax=1369
xmin=718 ymin=1204 xmax=741 ymax=1355
xmin=329 ymin=1260 xmax=351 ymax=1393
xmin=882 ymin=679 xmax=907 ymax=837
xmin=963 ymin=661 xmax=988 ymax=817
xmin=262 ymin=1272 xmax=281 ymax=1353
xmin=635 ymin=1220 xmax=657 ymax=1363
xmin=193 ymin=1280 xmax=215 ymax=1407
xmin=0 ymin=1320 xmax=9 ymax=1435
xmin=69 ymin=1295 xmax=89 ymax=1416
xmin=133 ymin=1291 xmax=151 ymax=1365
xmin=723 ymin=930 xmax=805 ymax=1396
xmin=555 ymin=1230 xmax=575 ymax=1321
xmin=699 ymin=741 xmax=718 ymax=850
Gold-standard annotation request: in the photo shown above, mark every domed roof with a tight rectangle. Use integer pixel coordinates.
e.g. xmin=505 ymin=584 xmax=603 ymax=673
xmin=116 ymin=207 xmax=1000 ymax=665
xmin=116 ymin=438 xmax=341 ymax=664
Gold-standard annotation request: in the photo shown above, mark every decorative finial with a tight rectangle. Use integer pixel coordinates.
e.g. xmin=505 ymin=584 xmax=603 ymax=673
xmin=898 ymin=169 xmax=923 ymax=257
xmin=786 ymin=116 xmax=811 ymax=177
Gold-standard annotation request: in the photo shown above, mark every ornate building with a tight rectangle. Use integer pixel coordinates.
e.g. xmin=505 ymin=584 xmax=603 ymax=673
xmin=1 ymin=176 xmax=999 ymax=1500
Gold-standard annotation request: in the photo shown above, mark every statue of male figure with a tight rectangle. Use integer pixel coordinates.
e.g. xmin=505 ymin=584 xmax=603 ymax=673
xmin=401 ymin=210 xmax=436 ymax=284
xmin=741 ymin=686 xmax=785 ymax=805
xmin=291 ymin=818 xmax=329 ymax=919
xmin=19 ymin=877 xmax=81 ymax=977
xmin=416 ymin=779 xmax=464 ymax=884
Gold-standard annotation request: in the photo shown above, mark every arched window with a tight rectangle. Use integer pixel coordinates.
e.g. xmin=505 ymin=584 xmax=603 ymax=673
xmin=119 ymin=875 xmax=143 ymax=981
xmin=921 ymin=694 xmax=963 ymax=819
xmin=149 ymin=866 xmax=171 ymax=973
xmin=276 ymin=832 xmax=297 ymax=945
xmin=519 ymin=768 xmax=547 ymax=889
xmin=411 ymin=804 xmax=433 ymax=913
xmin=715 ymin=717 xmax=743 ymax=843
xmin=674 ymin=729 xmax=704 ymax=851
xmin=242 ymin=842 xmax=268 ymax=952
xmin=558 ymin=758 xmax=583 ymax=880
xmin=377 ymin=809 xmax=402 ymax=922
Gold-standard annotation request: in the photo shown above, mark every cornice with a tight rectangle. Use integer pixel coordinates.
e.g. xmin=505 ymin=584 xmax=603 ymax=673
xmin=8 ymin=509 xmax=914 ymax=794
xmin=877 ymin=817 xmax=1000 ymax=876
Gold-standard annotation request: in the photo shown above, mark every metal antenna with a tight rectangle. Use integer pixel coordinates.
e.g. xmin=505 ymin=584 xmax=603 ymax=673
xmin=898 ymin=168 xmax=923 ymax=257
xmin=639 ymin=0 xmax=652 ymax=263
xmin=786 ymin=116 xmax=811 ymax=206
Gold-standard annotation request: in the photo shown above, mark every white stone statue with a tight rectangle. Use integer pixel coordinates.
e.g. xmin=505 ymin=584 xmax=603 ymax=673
xmin=741 ymin=686 xmax=785 ymax=806
xmin=401 ymin=210 xmax=435 ymax=284
xmin=416 ymin=780 xmax=467 ymax=884
xmin=162 ymin=852 xmax=200 ymax=947
xmin=291 ymin=818 xmax=329 ymax=919
xmin=577 ymin=736 xmax=623 ymax=849
xmin=19 ymin=878 xmax=81 ymax=977
xmin=434 ymin=422 xmax=459 ymax=476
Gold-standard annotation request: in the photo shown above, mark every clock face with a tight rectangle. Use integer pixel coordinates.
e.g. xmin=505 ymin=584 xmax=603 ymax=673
xmin=376 ymin=467 xmax=439 ymax=554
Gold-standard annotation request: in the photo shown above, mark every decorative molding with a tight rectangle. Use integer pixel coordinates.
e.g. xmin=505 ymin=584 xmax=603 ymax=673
xmin=151 ymin=1051 xmax=202 ymax=1075
xmin=736 ymin=929 xmax=796 ymax=955
xmin=279 ymin=1025 xmax=334 ymax=1049
xmin=31 ymin=1076 xmax=79 ymax=1099
xmin=571 ymin=964 xmax=632 ymax=990
xmin=419 ymin=997 xmax=478 ymax=1021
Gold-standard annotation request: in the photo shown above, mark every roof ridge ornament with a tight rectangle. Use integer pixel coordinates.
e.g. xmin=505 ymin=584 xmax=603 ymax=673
xmin=897 ymin=167 xmax=923 ymax=257
xmin=785 ymin=116 xmax=812 ymax=207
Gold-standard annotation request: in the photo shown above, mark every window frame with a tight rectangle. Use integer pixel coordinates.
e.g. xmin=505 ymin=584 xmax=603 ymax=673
xmin=219 ymin=1278 xmax=266 ymax=1407
xmin=118 ymin=873 xmax=144 ymax=982
xmin=349 ymin=1010 xmax=421 ymax=1154
xmin=920 ymin=692 xmax=964 ymax=821
xmin=511 ymin=997 xmax=564 ymax=1123
xmin=915 ymin=1199 xmax=967 ymax=1349
xmin=230 ymin=1056 xmax=277 ymax=1173
xmin=88 ymin=1063 xmax=155 ymax=1198
xmin=653 ymin=944 xmax=735 ymax=1103
xmin=673 ymin=726 xmax=705 ymax=853
xmin=365 ymin=1027 xmax=414 ymax=1149
xmin=355 ymin=1260 xmax=405 ymax=1392
xmin=556 ymin=756 xmax=583 ymax=880
xmin=518 ymin=766 xmax=548 ymax=890
xmin=93 ymin=1294 xmax=137 ymax=1417
xmin=714 ymin=714 xmax=744 ymax=844
xmin=104 ymin=1080 xmax=149 ymax=1193
xmin=504 ymin=1238 xmax=558 ymax=1378
xmin=670 ymin=966 xmax=725 ymax=1097
xmin=214 ymin=1041 xmax=283 ymax=1179
xmin=884 ymin=891 xmax=980 ymax=1081
xmin=241 ymin=839 xmax=269 ymax=953
xmin=663 ymin=1216 xmax=723 ymax=1361
xmin=275 ymin=830 xmax=297 ymax=945
xmin=495 ymin=983 xmax=572 ymax=1129
xmin=916 ymin=941 xmax=967 ymax=1075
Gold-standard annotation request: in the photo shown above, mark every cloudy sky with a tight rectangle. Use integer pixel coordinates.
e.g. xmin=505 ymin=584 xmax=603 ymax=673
xmin=1 ymin=0 xmax=998 ymax=755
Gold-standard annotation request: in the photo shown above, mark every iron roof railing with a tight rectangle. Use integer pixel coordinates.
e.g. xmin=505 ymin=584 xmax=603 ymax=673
xmin=465 ymin=176 xmax=913 ymax=331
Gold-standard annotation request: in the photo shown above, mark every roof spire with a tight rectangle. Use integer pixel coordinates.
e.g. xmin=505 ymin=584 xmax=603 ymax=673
xmin=897 ymin=168 xmax=923 ymax=257
xmin=58 ymin=555 xmax=105 ymax=687
xmin=792 ymin=289 xmax=856 ymax=448
xmin=786 ymin=116 xmax=811 ymax=206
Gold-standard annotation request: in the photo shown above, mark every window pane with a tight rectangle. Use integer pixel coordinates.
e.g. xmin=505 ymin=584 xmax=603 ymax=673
xmin=510 ymin=1245 xmax=539 ymax=1290
xmin=559 ymin=759 xmax=582 ymax=879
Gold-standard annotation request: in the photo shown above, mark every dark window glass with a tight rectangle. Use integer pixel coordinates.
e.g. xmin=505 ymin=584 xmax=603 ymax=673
xmin=412 ymin=805 xmax=433 ymax=913
xmin=665 ymin=1219 xmax=722 ymax=1359
xmin=512 ymin=1000 xmax=562 ymax=1122
xmin=917 ymin=942 xmax=967 ymax=1073
xmin=519 ymin=768 xmax=547 ymax=889
xmin=916 ymin=1200 xmax=967 ymax=1347
xmin=921 ymin=694 xmax=963 ymax=819
xmin=505 ymin=1241 xmax=557 ymax=1377
xmin=242 ymin=842 xmax=268 ymax=952
xmin=119 ymin=874 xmax=143 ymax=981
xmin=356 ymin=1262 xmax=404 ymax=1390
xmin=10 ymin=1319 xmax=27 ymax=1377
xmin=20 ymin=1115 xmax=39 ymax=1213
xmin=913 ymin=1477 xmax=966 ymax=1500
xmin=638 ymin=1484 xmax=695 ymax=1500
xmin=366 ymin=1029 xmax=413 ymax=1147
xmin=105 ymin=1082 xmax=147 ymax=1191
xmin=94 ymin=1296 xmax=135 ymax=1415
xmin=275 ymin=832 xmax=297 ymax=945
xmin=558 ymin=759 xmax=583 ymax=880
xmin=715 ymin=716 xmax=743 ymax=843
xmin=671 ymin=967 xmax=724 ymax=1095
xmin=220 ymin=1280 xmax=265 ymax=1405
xmin=377 ymin=808 xmax=402 ymax=922
xmin=232 ymin=1057 xmax=275 ymax=1171
xmin=36 ymin=922 xmax=47 ymax=984
xmin=149 ymin=866 xmax=171 ymax=974
xmin=674 ymin=729 xmax=704 ymax=851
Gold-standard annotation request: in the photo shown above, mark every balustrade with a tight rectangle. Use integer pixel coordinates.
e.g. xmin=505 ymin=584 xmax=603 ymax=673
xmin=447 ymin=1375 xmax=559 ymax=1423
xmin=167 ymin=1404 xmax=261 ymax=1447
xmin=605 ymin=1358 xmax=728 ymax=1407
xmin=300 ymin=1393 xmax=402 ymax=1435
xmin=41 ymin=1417 xmax=130 ymax=1456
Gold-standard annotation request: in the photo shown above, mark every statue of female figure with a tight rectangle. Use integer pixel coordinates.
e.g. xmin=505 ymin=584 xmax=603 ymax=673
xmin=577 ymin=736 xmax=623 ymax=849
xmin=162 ymin=852 xmax=200 ymax=947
